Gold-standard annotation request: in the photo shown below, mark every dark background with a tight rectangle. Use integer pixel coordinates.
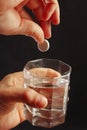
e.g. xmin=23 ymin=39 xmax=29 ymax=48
xmin=0 ymin=0 xmax=87 ymax=129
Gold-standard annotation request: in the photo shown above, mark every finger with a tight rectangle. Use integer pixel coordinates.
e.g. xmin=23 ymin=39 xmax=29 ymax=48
xmin=42 ymin=0 xmax=59 ymax=21
xmin=16 ymin=4 xmax=46 ymax=43
xmin=29 ymin=68 xmax=61 ymax=78
xmin=0 ymin=71 xmax=47 ymax=108
xmin=16 ymin=6 xmax=45 ymax=41
xmin=40 ymin=20 xmax=51 ymax=39
xmin=0 ymin=72 xmax=24 ymax=89
xmin=0 ymin=72 xmax=47 ymax=108
xmin=0 ymin=9 xmax=45 ymax=44
xmin=0 ymin=8 xmax=44 ymax=44
xmin=16 ymin=19 xmax=45 ymax=44
xmin=0 ymin=0 xmax=24 ymax=15
xmin=0 ymin=87 xmax=48 ymax=108
xmin=26 ymin=0 xmax=60 ymax=25
xmin=26 ymin=0 xmax=45 ymax=20
xmin=51 ymin=2 xmax=60 ymax=25
xmin=26 ymin=0 xmax=45 ymax=10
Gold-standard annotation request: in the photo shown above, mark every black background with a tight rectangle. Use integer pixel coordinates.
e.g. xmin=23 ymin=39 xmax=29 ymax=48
xmin=0 ymin=0 xmax=87 ymax=130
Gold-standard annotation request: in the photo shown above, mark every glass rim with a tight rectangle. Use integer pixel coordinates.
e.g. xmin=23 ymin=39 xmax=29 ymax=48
xmin=24 ymin=58 xmax=72 ymax=77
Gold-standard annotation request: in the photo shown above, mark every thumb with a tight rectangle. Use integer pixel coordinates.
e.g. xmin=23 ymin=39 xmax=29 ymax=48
xmin=16 ymin=19 xmax=45 ymax=44
xmin=0 ymin=71 xmax=47 ymax=108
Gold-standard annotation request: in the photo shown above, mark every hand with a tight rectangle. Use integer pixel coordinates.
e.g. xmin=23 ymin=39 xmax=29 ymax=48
xmin=0 ymin=68 xmax=61 ymax=130
xmin=0 ymin=72 xmax=47 ymax=130
xmin=0 ymin=0 xmax=60 ymax=44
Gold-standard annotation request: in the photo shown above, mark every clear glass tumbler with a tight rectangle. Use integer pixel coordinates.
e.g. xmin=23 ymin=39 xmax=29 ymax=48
xmin=23 ymin=58 xmax=72 ymax=128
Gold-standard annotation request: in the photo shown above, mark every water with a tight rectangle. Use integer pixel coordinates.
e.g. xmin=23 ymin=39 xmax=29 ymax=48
xmin=24 ymin=78 xmax=69 ymax=128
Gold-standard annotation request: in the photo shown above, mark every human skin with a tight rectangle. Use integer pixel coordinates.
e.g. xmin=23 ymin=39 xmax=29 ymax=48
xmin=0 ymin=68 xmax=61 ymax=130
xmin=0 ymin=1 xmax=60 ymax=129
xmin=0 ymin=0 xmax=60 ymax=44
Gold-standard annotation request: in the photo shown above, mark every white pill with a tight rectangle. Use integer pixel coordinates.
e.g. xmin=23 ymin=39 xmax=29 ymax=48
xmin=37 ymin=39 xmax=50 ymax=52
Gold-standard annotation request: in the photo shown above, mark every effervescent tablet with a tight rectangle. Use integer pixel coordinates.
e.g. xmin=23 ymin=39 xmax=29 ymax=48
xmin=37 ymin=39 xmax=50 ymax=52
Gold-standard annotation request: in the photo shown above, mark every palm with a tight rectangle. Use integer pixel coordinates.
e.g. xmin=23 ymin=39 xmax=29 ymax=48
xmin=0 ymin=103 xmax=25 ymax=130
xmin=0 ymin=72 xmax=26 ymax=130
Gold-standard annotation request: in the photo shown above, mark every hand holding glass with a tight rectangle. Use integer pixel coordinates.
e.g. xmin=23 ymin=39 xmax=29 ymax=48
xmin=23 ymin=58 xmax=71 ymax=128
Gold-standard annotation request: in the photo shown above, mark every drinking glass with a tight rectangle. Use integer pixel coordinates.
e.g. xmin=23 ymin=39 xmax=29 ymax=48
xmin=23 ymin=58 xmax=72 ymax=128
